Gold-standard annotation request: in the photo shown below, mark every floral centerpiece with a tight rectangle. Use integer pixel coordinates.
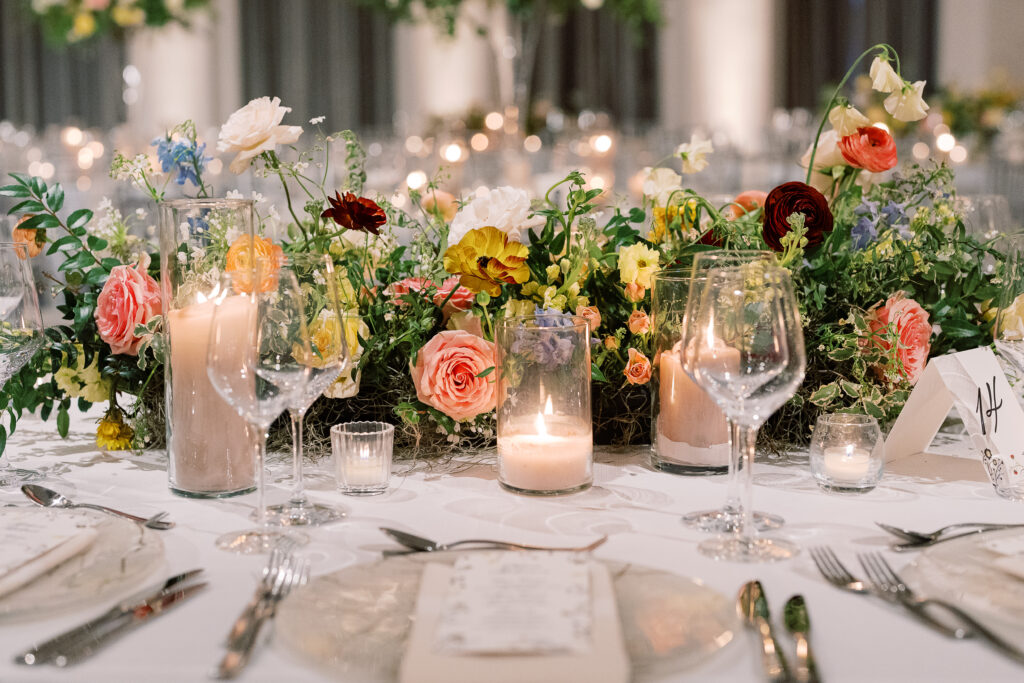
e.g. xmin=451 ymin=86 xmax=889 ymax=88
xmin=29 ymin=0 xmax=211 ymax=44
xmin=0 ymin=46 xmax=1006 ymax=457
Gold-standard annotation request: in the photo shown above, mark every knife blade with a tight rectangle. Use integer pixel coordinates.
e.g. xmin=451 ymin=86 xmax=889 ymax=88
xmin=737 ymin=580 xmax=791 ymax=683
xmin=783 ymin=594 xmax=820 ymax=683
xmin=15 ymin=568 xmax=204 ymax=666
xmin=54 ymin=582 xmax=207 ymax=667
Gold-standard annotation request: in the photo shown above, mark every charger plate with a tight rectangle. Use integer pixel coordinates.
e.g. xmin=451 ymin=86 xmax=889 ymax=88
xmin=902 ymin=528 xmax=1024 ymax=641
xmin=276 ymin=552 xmax=739 ymax=682
xmin=0 ymin=507 xmax=164 ymax=621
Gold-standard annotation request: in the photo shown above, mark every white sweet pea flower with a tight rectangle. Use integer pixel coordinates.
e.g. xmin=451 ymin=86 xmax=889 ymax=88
xmin=869 ymin=57 xmax=902 ymax=93
xmin=800 ymin=129 xmax=847 ymax=171
xmin=217 ymin=96 xmax=303 ymax=174
xmin=884 ymin=80 xmax=929 ymax=122
xmin=676 ymin=134 xmax=714 ymax=174
xmin=309 ymin=116 xmax=325 ymax=125
xmin=828 ymin=104 xmax=871 ymax=137
xmin=641 ymin=167 xmax=682 ymax=206
xmin=447 ymin=186 xmax=544 ymax=246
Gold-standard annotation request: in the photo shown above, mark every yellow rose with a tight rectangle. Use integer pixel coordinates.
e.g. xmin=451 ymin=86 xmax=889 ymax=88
xmin=618 ymin=243 xmax=661 ymax=288
xmin=70 ymin=11 xmax=97 ymax=40
xmin=112 ymin=5 xmax=146 ymax=27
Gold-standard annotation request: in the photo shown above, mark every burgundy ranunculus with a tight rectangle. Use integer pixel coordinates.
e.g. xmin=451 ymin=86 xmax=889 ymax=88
xmin=762 ymin=181 xmax=834 ymax=252
xmin=321 ymin=191 xmax=387 ymax=234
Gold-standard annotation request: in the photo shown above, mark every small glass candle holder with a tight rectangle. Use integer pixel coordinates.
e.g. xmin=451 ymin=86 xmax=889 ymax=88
xmin=495 ymin=313 xmax=593 ymax=495
xmin=809 ymin=413 xmax=885 ymax=493
xmin=331 ymin=422 xmax=394 ymax=496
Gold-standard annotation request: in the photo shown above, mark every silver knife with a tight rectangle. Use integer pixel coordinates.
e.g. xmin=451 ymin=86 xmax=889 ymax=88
xmin=738 ymin=580 xmax=791 ymax=683
xmin=15 ymin=568 xmax=204 ymax=666
xmin=54 ymin=582 xmax=207 ymax=666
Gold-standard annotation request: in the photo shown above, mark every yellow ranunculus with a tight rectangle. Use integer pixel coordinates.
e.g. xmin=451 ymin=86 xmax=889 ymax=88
xmin=112 ymin=5 xmax=146 ymax=27
xmin=618 ymin=243 xmax=661 ymax=288
xmin=648 ymin=200 xmax=698 ymax=244
xmin=994 ymin=293 xmax=1024 ymax=340
xmin=70 ymin=12 xmax=97 ymax=40
xmin=442 ymin=226 xmax=530 ymax=296
xmin=96 ymin=406 xmax=134 ymax=450
xmin=323 ymin=313 xmax=369 ymax=399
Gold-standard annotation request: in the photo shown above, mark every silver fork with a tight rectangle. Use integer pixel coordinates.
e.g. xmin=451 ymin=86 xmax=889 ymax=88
xmin=808 ymin=547 xmax=966 ymax=639
xmin=858 ymin=552 xmax=1024 ymax=664
xmin=224 ymin=539 xmax=298 ymax=646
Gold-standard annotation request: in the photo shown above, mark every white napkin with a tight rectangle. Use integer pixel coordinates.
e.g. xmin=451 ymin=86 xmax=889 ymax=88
xmin=983 ymin=535 xmax=1024 ymax=581
xmin=0 ymin=509 xmax=99 ymax=599
xmin=399 ymin=559 xmax=630 ymax=683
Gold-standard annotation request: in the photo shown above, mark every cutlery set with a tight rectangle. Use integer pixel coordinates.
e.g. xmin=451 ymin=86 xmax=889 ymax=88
xmin=737 ymin=581 xmax=819 ymax=683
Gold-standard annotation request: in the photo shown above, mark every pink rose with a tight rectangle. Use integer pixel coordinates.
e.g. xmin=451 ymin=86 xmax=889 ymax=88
xmin=624 ymin=348 xmax=652 ymax=385
xmin=575 ymin=305 xmax=602 ymax=333
xmin=95 ymin=254 xmax=161 ymax=356
xmin=386 ymin=277 xmax=433 ymax=303
xmin=627 ymin=310 xmax=651 ymax=335
xmin=865 ymin=292 xmax=931 ymax=384
xmin=433 ymin=276 xmax=475 ymax=316
xmin=411 ymin=330 xmax=496 ymax=421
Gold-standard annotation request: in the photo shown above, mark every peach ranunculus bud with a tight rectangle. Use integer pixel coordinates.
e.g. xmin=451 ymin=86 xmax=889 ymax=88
xmin=575 ymin=305 xmax=602 ymax=333
xmin=627 ymin=310 xmax=651 ymax=335
xmin=623 ymin=348 xmax=652 ymax=385
xmin=722 ymin=190 xmax=769 ymax=221
xmin=12 ymin=215 xmax=42 ymax=259
xmin=410 ymin=329 xmax=497 ymax=421
xmin=624 ymin=282 xmax=646 ymax=303
xmin=95 ymin=253 xmax=161 ymax=356
xmin=422 ymin=188 xmax=458 ymax=222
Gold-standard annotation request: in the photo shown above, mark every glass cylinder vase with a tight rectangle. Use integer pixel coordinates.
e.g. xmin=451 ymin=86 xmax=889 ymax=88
xmin=495 ymin=313 xmax=593 ymax=495
xmin=159 ymin=198 xmax=258 ymax=498
xmin=650 ymin=270 xmax=730 ymax=474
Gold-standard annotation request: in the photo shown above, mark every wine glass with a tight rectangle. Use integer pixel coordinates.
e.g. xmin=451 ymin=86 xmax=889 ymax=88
xmin=0 ymin=242 xmax=45 ymax=488
xmin=994 ymin=234 xmax=1024 ymax=375
xmin=206 ymin=260 xmax=312 ymax=552
xmin=681 ymin=262 xmax=805 ymax=562
xmin=679 ymin=250 xmax=782 ymax=533
xmin=264 ymin=254 xmax=351 ymax=526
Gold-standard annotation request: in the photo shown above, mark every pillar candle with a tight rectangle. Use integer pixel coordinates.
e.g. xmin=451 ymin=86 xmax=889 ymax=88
xmin=656 ymin=343 xmax=730 ymax=466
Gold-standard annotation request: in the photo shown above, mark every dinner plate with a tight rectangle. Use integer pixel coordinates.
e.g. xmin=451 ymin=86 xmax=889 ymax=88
xmin=276 ymin=553 xmax=739 ymax=682
xmin=902 ymin=528 xmax=1024 ymax=641
xmin=0 ymin=507 xmax=164 ymax=621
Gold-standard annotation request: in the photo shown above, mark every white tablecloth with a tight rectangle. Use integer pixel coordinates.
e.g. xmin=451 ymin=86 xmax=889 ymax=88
xmin=1 ymin=410 xmax=1022 ymax=683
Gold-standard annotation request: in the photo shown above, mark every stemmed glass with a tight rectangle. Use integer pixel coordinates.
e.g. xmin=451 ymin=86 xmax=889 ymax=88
xmin=206 ymin=260 xmax=312 ymax=552
xmin=0 ymin=243 xmax=45 ymax=488
xmin=264 ymin=254 xmax=351 ymax=526
xmin=994 ymin=234 xmax=1024 ymax=375
xmin=680 ymin=250 xmax=783 ymax=532
xmin=680 ymin=262 xmax=805 ymax=562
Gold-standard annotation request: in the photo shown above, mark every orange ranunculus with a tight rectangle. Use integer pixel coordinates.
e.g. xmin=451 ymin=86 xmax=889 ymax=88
xmin=838 ymin=126 xmax=898 ymax=173
xmin=12 ymin=215 xmax=42 ymax=258
xmin=224 ymin=234 xmax=284 ymax=294
xmin=723 ymin=190 xmax=769 ymax=220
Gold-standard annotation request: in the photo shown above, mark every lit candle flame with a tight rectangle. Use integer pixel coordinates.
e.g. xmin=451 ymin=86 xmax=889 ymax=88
xmin=844 ymin=444 xmax=854 ymax=459
xmin=534 ymin=396 xmax=555 ymax=436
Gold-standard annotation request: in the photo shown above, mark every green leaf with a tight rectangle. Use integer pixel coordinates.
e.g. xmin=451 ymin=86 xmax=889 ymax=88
xmin=827 ymin=346 xmax=856 ymax=362
xmin=57 ymin=406 xmax=70 ymax=438
xmin=17 ymin=213 xmax=60 ymax=231
xmin=100 ymin=258 xmax=122 ymax=271
xmin=591 ymin=362 xmax=608 ymax=382
xmin=840 ymin=380 xmax=861 ymax=398
xmin=862 ymin=400 xmax=885 ymax=419
xmin=0 ymin=424 xmax=6 ymax=455
xmin=86 ymin=235 xmax=108 ymax=251
xmin=809 ymin=382 xmax=841 ymax=407
xmin=475 ymin=366 xmax=495 ymax=379
xmin=394 ymin=402 xmax=421 ymax=425
xmin=45 ymin=184 xmax=64 ymax=213
xmin=67 ymin=209 xmax=93 ymax=231
xmin=8 ymin=173 xmax=31 ymax=187
xmin=0 ymin=185 xmax=29 ymax=199
xmin=8 ymin=198 xmax=44 ymax=213
xmin=47 ymin=234 xmax=80 ymax=255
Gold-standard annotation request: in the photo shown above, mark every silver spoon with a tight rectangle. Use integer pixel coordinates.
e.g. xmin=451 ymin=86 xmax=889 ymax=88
xmin=783 ymin=594 xmax=820 ymax=683
xmin=877 ymin=521 xmax=1024 ymax=544
xmin=380 ymin=527 xmax=606 ymax=553
xmin=22 ymin=484 xmax=174 ymax=530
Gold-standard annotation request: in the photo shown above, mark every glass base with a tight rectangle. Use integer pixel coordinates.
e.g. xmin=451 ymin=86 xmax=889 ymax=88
xmin=652 ymin=458 xmax=728 ymax=476
xmin=0 ymin=468 xmax=43 ymax=489
xmin=698 ymin=535 xmax=798 ymax=563
xmin=499 ymin=480 xmax=592 ymax=496
xmin=682 ymin=508 xmax=784 ymax=533
xmin=264 ymin=501 xmax=348 ymax=526
xmin=170 ymin=484 xmax=256 ymax=499
xmin=817 ymin=481 xmax=877 ymax=494
xmin=215 ymin=529 xmax=310 ymax=554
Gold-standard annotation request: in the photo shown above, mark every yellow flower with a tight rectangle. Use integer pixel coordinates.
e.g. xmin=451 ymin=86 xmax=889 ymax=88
xmin=618 ymin=243 xmax=661 ymax=288
xmin=505 ymin=299 xmax=534 ymax=318
xmin=70 ymin=11 xmax=97 ymax=40
xmin=96 ymin=407 xmax=134 ymax=451
xmin=648 ymin=200 xmax=698 ymax=243
xmin=112 ymin=4 xmax=146 ymax=27
xmin=55 ymin=349 xmax=111 ymax=404
xmin=323 ymin=313 xmax=369 ymax=399
xmin=443 ymin=226 xmax=530 ymax=296
xmin=993 ymin=293 xmax=1024 ymax=340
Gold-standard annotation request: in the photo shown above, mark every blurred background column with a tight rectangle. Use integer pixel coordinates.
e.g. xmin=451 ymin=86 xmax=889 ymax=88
xmin=938 ymin=0 xmax=1024 ymax=87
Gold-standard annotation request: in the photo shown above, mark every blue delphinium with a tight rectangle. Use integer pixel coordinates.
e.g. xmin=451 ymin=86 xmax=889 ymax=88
xmin=851 ymin=215 xmax=878 ymax=250
xmin=152 ymin=137 xmax=210 ymax=188
xmin=509 ymin=306 xmax=576 ymax=369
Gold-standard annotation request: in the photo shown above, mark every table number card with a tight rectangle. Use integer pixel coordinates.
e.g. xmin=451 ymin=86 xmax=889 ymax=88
xmin=885 ymin=347 xmax=1024 ymax=485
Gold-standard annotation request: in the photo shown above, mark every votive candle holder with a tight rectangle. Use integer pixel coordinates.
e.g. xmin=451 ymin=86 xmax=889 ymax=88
xmin=809 ymin=413 xmax=884 ymax=493
xmin=331 ymin=421 xmax=394 ymax=496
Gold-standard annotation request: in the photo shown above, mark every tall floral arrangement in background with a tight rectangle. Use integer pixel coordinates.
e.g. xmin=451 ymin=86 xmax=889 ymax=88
xmin=29 ymin=0 xmax=211 ymax=44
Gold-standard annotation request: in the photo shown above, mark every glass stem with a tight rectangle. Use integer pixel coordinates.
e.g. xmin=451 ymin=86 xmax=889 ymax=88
xmin=736 ymin=422 xmax=760 ymax=545
xmin=289 ymin=408 xmax=307 ymax=507
xmin=253 ymin=424 xmax=268 ymax=527
xmin=723 ymin=419 xmax=741 ymax=520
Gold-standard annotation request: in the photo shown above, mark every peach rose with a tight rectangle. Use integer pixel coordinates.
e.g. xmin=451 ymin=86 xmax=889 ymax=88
xmin=95 ymin=253 xmax=161 ymax=356
xmin=627 ymin=310 xmax=651 ymax=335
xmin=624 ymin=348 xmax=652 ymax=385
xmin=865 ymin=292 xmax=931 ymax=384
xmin=575 ymin=305 xmax=602 ymax=333
xmin=224 ymin=234 xmax=284 ymax=294
xmin=411 ymin=330 xmax=496 ymax=421
xmin=433 ymin=276 xmax=475 ymax=315
xmin=386 ymin=277 xmax=433 ymax=303
xmin=604 ymin=336 xmax=620 ymax=350
xmin=12 ymin=215 xmax=41 ymax=259
xmin=422 ymin=189 xmax=458 ymax=222
xmin=624 ymin=282 xmax=646 ymax=303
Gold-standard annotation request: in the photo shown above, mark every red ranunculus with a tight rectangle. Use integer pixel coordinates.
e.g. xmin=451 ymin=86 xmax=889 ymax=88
xmin=762 ymin=181 xmax=834 ymax=252
xmin=321 ymin=191 xmax=387 ymax=234
xmin=838 ymin=126 xmax=897 ymax=173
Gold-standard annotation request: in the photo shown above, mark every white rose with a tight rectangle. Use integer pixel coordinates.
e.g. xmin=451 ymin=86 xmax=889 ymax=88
xmin=447 ymin=186 xmax=543 ymax=246
xmin=884 ymin=81 xmax=929 ymax=122
xmin=675 ymin=133 xmax=713 ymax=174
xmin=641 ymin=167 xmax=682 ymax=206
xmin=828 ymin=104 xmax=871 ymax=137
xmin=869 ymin=57 xmax=902 ymax=93
xmin=800 ymin=129 xmax=847 ymax=171
xmin=217 ymin=96 xmax=303 ymax=174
